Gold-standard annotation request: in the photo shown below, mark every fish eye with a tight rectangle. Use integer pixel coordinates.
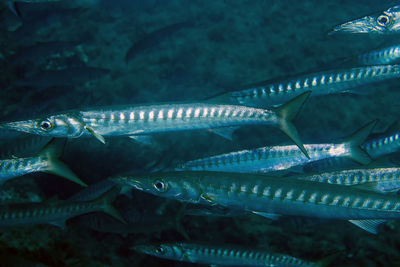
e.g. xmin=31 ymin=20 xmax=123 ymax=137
xmin=155 ymin=246 xmax=166 ymax=254
xmin=377 ymin=15 xmax=390 ymax=26
xmin=153 ymin=179 xmax=167 ymax=192
xmin=39 ymin=120 xmax=53 ymax=131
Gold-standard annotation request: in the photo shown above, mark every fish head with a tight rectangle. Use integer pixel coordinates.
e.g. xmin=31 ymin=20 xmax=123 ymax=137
xmin=132 ymin=243 xmax=181 ymax=260
xmin=0 ymin=113 xmax=85 ymax=138
xmin=110 ymin=172 xmax=202 ymax=202
xmin=330 ymin=6 xmax=400 ymax=34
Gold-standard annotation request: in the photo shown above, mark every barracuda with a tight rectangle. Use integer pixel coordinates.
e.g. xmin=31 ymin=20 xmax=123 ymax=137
xmin=357 ymin=44 xmax=400 ymax=65
xmin=212 ymin=65 xmax=400 ymax=108
xmin=0 ymin=187 xmax=124 ymax=228
xmin=362 ymin=121 xmax=400 ymax=159
xmin=177 ymin=120 xmax=376 ymax=173
xmin=111 ymin=171 xmax=400 ymax=233
xmin=0 ymin=93 xmax=311 ymax=157
xmin=296 ymin=168 xmax=400 ymax=194
xmin=0 ymin=139 xmax=86 ymax=187
xmin=133 ymin=242 xmax=325 ymax=267
xmin=298 ymin=122 xmax=400 ymax=173
xmin=329 ymin=6 xmax=400 ymax=34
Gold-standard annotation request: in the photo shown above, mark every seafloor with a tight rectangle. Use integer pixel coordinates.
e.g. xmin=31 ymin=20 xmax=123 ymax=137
xmin=1 ymin=0 xmax=400 ymax=266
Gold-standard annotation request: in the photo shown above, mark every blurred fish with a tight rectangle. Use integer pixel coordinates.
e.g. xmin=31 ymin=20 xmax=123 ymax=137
xmin=14 ymin=66 xmax=110 ymax=89
xmin=125 ymin=21 xmax=193 ymax=63
xmin=296 ymin=168 xmax=400 ymax=194
xmin=133 ymin=242 xmax=330 ymax=267
xmin=330 ymin=6 xmax=400 ymax=34
xmin=357 ymin=44 xmax=400 ymax=65
xmin=111 ymin=171 xmax=400 ymax=234
xmin=0 ymin=92 xmax=311 ymax=158
xmin=0 ymin=187 xmax=124 ymax=228
xmin=73 ymin=205 xmax=188 ymax=239
xmin=0 ymin=135 xmax=50 ymax=159
xmin=68 ymin=179 xmax=116 ymax=202
xmin=177 ymin=120 xmax=376 ymax=173
xmin=184 ymin=203 xmax=249 ymax=217
xmin=7 ymin=41 xmax=79 ymax=68
xmin=212 ymin=65 xmax=400 ymax=108
xmin=0 ymin=138 xmax=86 ymax=186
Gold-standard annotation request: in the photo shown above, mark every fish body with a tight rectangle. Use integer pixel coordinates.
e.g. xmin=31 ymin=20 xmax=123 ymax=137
xmin=362 ymin=122 xmax=400 ymax=159
xmin=214 ymin=65 xmax=400 ymax=108
xmin=357 ymin=44 xmax=400 ymax=65
xmin=178 ymin=120 xmax=375 ymax=173
xmin=0 ymin=92 xmax=310 ymax=157
xmin=0 ymin=139 xmax=86 ymax=186
xmin=0 ymin=187 xmax=123 ymax=228
xmin=67 ymin=180 xmax=116 ymax=202
xmin=330 ymin=6 xmax=400 ymax=34
xmin=133 ymin=242 xmax=320 ymax=267
xmin=111 ymin=171 xmax=400 ymax=221
xmin=297 ymin=168 xmax=400 ymax=193
xmin=300 ymin=122 xmax=400 ymax=173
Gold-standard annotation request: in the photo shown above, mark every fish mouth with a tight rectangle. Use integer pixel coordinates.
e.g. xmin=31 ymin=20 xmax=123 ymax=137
xmin=109 ymin=176 xmax=148 ymax=191
xmin=0 ymin=120 xmax=37 ymax=134
xmin=329 ymin=18 xmax=377 ymax=34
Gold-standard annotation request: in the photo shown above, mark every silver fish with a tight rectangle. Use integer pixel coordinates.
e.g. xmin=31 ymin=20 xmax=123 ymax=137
xmin=0 ymin=92 xmax=311 ymax=157
xmin=357 ymin=44 xmax=400 ymax=65
xmin=330 ymin=6 xmax=400 ymax=34
xmin=304 ymin=121 xmax=400 ymax=173
xmin=296 ymin=168 xmax=400 ymax=194
xmin=0 ymin=187 xmax=124 ymax=228
xmin=212 ymin=65 xmax=400 ymax=108
xmin=133 ymin=242 xmax=325 ymax=267
xmin=111 ymin=171 xmax=400 ymax=234
xmin=178 ymin=120 xmax=376 ymax=173
xmin=0 ymin=139 xmax=86 ymax=187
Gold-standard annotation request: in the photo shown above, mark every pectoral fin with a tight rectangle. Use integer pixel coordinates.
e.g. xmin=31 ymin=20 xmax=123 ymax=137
xmin=209 ymin=127 xmax=239 ymax=141
xmin=128 ymin=135 xmax=154 ymax=145
xmin=348 ymin=219 xmax=386 ymax=234
xmin=84 ymin=126 xmax=105 ymax=144
xmin=251 ymin=211 xmax=281 ymax=220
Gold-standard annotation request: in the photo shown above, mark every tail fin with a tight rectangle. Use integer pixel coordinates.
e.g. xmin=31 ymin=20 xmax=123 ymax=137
xmin=41 ymin=139 xmax=87 ymax=187
xmin=275 ymin=91 xmax=311 ymax=159
xmin=97 ymin=186 xmax=126 ymax=224
xmin=344 ymin=120 xmax=377 ymax=165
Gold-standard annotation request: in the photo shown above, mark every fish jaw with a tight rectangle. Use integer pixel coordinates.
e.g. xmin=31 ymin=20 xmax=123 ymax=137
xmin=0 ymin=120 xmax=43 ymax=135
xmin=330 ymin=6 xmax=400 ymax=34
xmin=330 ymin=16 xmax=385 ymax=34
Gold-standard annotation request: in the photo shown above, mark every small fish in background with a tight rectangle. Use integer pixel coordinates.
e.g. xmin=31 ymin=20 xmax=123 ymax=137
xmin=329 ymin=5 xmax=400 ymax=34
xmin=125 ymin=21 xmax=194 ymax=64
xmin=0 ymin=92 xmax=311 ymax=158
xmin=0 ymin=187 xmax=124 ymax=229
xmin=0 ymin=138 xmax=86 ymax=186
xmin=132 ymin=242 xmax=333 ymax=267
xmin=6 ymin=41 xmax=80 ymax=69
xmin=177 ymin=120 xmax=376 ymax=173
xmin=212 ymin=65 xmax=400 ymax=108
xmin=111 ymin=171 xmax=400 ymax=234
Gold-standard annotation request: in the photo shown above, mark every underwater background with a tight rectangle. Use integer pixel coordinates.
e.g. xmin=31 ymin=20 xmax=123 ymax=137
xmin=2 ymin=0 xmax=400 ymax=266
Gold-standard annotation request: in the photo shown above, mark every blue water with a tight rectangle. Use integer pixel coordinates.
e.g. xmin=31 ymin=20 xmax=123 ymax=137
xmin=1 ymin=0 xmax=400 ymax=266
